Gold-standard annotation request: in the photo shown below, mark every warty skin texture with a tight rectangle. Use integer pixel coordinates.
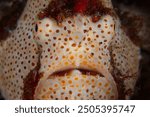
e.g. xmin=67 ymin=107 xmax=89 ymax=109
xmin=0 ymin=0 xmax=140 ymax=100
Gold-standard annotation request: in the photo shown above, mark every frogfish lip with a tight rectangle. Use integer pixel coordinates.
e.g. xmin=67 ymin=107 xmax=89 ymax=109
xmin=49 ymin=68 xmax=104 ymax=78
xmin=34 ymin=65 xmax=118 ymax=100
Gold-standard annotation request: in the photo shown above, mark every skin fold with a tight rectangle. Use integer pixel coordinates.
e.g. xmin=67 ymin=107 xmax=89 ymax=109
xmin=0 ymin=0 xmax=140 ymax=100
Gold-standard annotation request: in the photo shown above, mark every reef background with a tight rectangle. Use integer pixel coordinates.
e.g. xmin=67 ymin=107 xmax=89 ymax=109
xmin=0 ymin=0 xmax=150 ymax=100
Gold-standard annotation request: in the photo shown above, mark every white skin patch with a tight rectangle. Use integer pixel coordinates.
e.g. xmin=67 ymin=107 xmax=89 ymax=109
xmin=0 ymin=0 xmax=140 ymax=100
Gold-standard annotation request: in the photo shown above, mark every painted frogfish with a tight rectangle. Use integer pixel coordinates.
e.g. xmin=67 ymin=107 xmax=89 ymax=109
xmin=0 ymin=0 xmax=140 ymax=100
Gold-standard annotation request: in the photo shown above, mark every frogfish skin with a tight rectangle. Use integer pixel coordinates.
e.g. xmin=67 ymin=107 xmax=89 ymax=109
xmin=0 ymin=0 xmax=140 ymax=100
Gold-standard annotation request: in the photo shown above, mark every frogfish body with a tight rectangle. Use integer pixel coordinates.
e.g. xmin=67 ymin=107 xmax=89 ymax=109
xmin=0 ymin=0 xmax=140 ymax=100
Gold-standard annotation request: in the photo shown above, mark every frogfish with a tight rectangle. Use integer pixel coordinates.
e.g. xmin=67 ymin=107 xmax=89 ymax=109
xmin=0 ymin=0 xmax=140 ymax=100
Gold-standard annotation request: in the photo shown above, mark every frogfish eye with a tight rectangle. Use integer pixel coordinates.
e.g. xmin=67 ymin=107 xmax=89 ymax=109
xmin=35 ymin=24 xmax=38 ymax=32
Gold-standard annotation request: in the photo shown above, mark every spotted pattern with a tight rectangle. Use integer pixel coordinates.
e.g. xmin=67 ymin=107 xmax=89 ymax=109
xmin=111 ymin=22 xmax=140 ymax=98
xmin=0 ymin=0 xmax=140 ymax=100
xmin=0 ymin=0 xmax=47 ymax=99
xmin=35 ymin=70 xmax=117 ymax=100
xmin=35 ymin=15 xmax=115 ymax=78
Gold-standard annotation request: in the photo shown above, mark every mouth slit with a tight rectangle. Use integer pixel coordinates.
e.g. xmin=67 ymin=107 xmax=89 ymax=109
xmin=51 ymin=68 xmax=104 ymax=77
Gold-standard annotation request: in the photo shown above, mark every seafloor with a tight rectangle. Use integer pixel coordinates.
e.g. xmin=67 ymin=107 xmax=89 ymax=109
xmin=0 ymin=0 xmax=150 ymax=100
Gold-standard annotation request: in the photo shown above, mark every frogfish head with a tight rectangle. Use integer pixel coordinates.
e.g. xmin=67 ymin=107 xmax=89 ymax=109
xmin=0 ymin=0 xmax=140 ymax=100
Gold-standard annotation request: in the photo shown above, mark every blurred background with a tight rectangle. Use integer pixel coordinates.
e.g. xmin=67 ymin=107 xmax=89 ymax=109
xmin=0 ymin=0 xmax=150 ymax=99
xmin=112 ymin=0 xmax=150 ymax=100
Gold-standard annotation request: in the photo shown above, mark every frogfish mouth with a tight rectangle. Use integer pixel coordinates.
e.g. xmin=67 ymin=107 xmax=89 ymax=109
xmin=0 ymin=0 xmax=140 ymax=100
